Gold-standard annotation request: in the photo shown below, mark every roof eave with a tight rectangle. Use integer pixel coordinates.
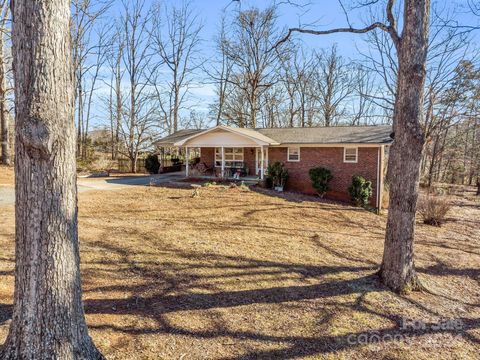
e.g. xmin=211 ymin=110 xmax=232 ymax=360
xmin=270 ymin=141 xmax=392 ymax=147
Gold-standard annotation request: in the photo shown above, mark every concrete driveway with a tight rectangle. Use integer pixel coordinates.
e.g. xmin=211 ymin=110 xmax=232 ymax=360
xmin=0 ymin=172 xmax=185 ymax=206
xmin=77 ymin=172 xmax=185 ymax=192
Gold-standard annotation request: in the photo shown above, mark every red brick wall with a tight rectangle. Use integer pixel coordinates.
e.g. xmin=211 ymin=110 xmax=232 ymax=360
xmin=243 ymin=147 xmax=257 ymax=176
xmin=200 ymin=147 xmax=215 ymax=167
xmin=199 ymin=147 xmax=257 ymax=176
xmin=268 ymin=147 xmax=380 ymax=206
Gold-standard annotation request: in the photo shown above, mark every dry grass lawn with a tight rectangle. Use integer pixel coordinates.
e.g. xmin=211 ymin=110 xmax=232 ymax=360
xmin=0 ymin=175 xmax=479 ymax=359
xmin=0 ymin=166 xmax=14 ymax=186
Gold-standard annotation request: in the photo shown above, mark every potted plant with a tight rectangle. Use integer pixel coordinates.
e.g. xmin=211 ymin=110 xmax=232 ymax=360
xmin=267 ymin=162 xmax=289 ymax=192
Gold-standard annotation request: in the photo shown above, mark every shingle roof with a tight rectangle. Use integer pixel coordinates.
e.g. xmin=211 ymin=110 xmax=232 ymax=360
xmin=154 ymin=125 xmax=393 ymax=147
xmin=154 ymin=129 xmax=204 ymax=146
xmin=257 ymin=125 xmax=393 ymax=144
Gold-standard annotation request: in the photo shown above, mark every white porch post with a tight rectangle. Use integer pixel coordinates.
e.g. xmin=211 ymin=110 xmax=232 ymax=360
xmin=266 ymin=147 xmax=269 ymax=172
xmin=185 ymin=146 xmax=189 ymax=177
xmin=260 ymin=146 xmax=265 ymax=180
xmin=221 ymin=146 xmax=225 ymax=178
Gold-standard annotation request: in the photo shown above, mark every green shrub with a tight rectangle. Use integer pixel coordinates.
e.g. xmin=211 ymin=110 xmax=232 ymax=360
xmin=145 ymin=154 xmax=160 ymax=174
xmin=266 ymin=162 xmax=289 ymax=189
xmin=308 ymin=167 xmax=333 ymax=198
xmin=348 ymin=175 xmax=372 ymax=207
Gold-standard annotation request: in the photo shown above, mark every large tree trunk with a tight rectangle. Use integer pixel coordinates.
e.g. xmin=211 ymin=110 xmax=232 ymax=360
xmin=380 ymin=0 xmax=430 ymax=293
xmin=1 ymin=1 xmax=103 ymax=358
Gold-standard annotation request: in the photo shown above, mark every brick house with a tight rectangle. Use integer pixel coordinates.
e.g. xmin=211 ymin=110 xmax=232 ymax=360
xmin=155 ymin=125 xmax=393 ymax=209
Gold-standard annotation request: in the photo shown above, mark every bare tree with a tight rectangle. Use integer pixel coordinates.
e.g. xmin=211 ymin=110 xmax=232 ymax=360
xmin=219 ymin=74 xmax=251 ymax=127
xmin=103 ymin=27 xmax=125 ymax=160
xmin=208 ymin=15 xmax=234 ymax=126
xmin=223 ymin=7 xmax=289 ymax=128
xmin=119 ymin=0 xmax=156 ymax=173
xmin=183 ymin=109 xmax=209 ymax=129
xmin=279 ymin=52 xmax=301 ymax=127
xmin=0 ymin=0 xmax=10 ymax=165
xmin=292 ymin=50 xmax=318 ymax=127
xmin=150 ymin=1 xmax=203 ymax=134
xmin=1 ymin=0 xmax=104 ymax=357
xmin=80 ymin=25 xmax=112 ymax=159
xmin=350 ymin=65 xmax=379 ymax=125
xmin=259 ymin=83 xmax=286 ymax=127
xmin=71 ymin=0 xmax=112 ymax=158
xmin=314 ymin=45 xmax=356 ymax=126
xmin=280 ymin=0 xmax=431 ymax=292
xmin=357 ymin=5 xmax=477 ymax=188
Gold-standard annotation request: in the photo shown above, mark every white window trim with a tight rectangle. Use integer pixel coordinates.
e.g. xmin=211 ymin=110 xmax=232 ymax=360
xmin=214 ymin=147 xmax=244 ymax=168
xmin=344 ymin=147 xmax=358 ymax=163
xmin=287 ymin=147 xmax=301 ymax=162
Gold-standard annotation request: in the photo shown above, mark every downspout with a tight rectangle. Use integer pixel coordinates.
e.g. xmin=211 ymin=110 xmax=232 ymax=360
xmin=376 ymin=145 xmax=384 ymax=213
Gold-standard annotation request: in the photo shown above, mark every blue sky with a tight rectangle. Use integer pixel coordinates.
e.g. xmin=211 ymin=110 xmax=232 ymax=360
xmin=144 ymin=0 xmax=479 ymax=60
xmin=89 ymin=0 xmax=480 ymax=130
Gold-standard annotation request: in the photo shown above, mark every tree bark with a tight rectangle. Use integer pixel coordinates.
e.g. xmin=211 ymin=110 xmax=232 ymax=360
xmin=1 ymin=1 xmax=103 ymax=358
xmin=380 ymin=0 xmax=431 ymax=293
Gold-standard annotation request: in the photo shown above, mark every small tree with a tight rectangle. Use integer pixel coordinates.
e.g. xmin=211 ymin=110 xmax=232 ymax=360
xmin=309 ymin=167 xmax=333 ymax=198
xmin=267 ymin=161 xmax=288 ymax=190
xmin=145 ymin=154 xmax=160 ymax=174
xmin=417 ymin=195 xmax=451 ymax=226
xmin=348 ymin=175 xmax=372 ymax=207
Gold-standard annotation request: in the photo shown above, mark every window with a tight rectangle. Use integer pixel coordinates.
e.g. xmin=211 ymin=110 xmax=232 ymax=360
xmin=344 ymin=147 xmax=358 ymax=163
xmin=215 ymin=147 xmax=244 ymax=168
xmin=287 ymin=147 xmax=300 ymax=162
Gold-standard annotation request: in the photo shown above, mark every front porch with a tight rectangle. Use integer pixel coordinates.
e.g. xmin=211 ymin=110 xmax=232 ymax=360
xmin=155 ymin=126 xmax=275 ymax=181
xmin=186 ymin=146 xmax=268 ymax=181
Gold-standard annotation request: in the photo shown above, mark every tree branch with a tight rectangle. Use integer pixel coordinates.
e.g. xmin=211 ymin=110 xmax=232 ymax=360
xmin=277 ymin=22 xmax=391 ymax=48
xmin=276 ymin=0 xmax=401 ymax=51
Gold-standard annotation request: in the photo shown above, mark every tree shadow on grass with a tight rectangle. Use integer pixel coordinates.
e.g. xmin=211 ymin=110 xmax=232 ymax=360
xmin=418 ymin=257 xmax=480 ymax=284
xmin=0 ymin=304 xmax=12 ymax=325
xmin=80 ymin=240 xmax=480 ymax=358
xmin=84 ymin=274 xmax=380 ymax=316
xmin=85 ymin=277 xmax=480 ymax=359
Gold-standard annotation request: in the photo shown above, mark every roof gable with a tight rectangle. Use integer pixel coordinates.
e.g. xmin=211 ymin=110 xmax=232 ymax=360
xmin=172 ymin=126 xmax=279 ymax=146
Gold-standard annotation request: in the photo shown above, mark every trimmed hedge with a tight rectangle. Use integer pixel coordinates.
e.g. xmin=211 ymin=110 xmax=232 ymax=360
xmin=308 ymin=167 xmax=333 ymax=198
xmin=145 ymin=154 xmax=160 ymax=174
xmin=348 ymin=175 xmax=372 ymax=207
